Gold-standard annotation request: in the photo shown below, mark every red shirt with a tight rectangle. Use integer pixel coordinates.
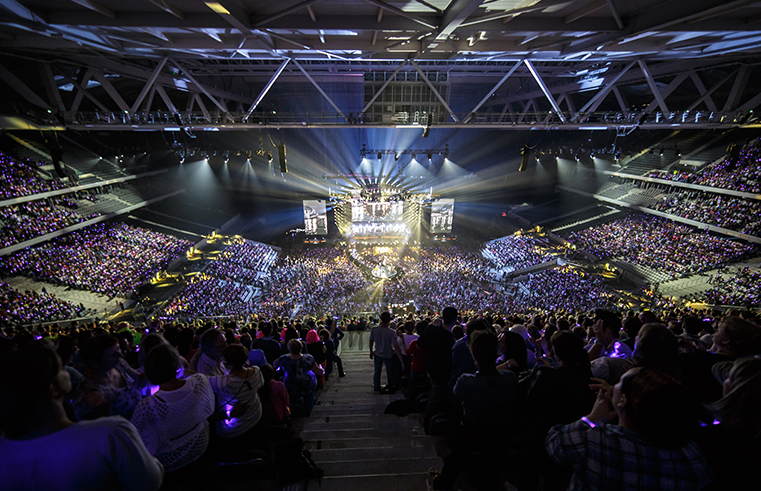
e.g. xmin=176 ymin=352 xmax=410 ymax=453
xmin=406 ymin=339 xmax=427 ymax=373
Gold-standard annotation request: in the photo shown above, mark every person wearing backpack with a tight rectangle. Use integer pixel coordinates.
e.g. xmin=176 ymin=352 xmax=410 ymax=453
xmin=275 ymin=339 xmax=322 ymax=417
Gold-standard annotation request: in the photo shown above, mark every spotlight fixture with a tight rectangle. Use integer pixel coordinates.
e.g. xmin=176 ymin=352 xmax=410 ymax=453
xmin=427 ymin=152 xmax=432 ymax=160
xmin=377 ymin=152 xmax=382 ymax=160
xmin=422 ymin=126 xmax=430 ymax=138
xmin=267 ymin=153 xmax=273 ymax=163
xmin=411 ymin=153 xmax=416 ymax=160
xmin=394 ymin=154 xmax=400 ymax=161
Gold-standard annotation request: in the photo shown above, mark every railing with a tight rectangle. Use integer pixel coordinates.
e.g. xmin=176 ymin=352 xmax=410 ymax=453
xmin=9 ymin=107 xmax=756 ymax=130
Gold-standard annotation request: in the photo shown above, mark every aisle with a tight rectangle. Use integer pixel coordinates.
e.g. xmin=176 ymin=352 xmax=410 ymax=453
xmin=303 ymin=350 xmax=442 ymax=491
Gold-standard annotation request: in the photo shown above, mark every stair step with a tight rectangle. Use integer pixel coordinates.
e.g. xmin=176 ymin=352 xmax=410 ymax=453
xmin=305 ymin=435 xmax=431 ymax=450
xmin=310 ymin=445 xmax=438 ymax=462
xmin=317 ymin=472 xmax=429 ymax=491
xmin=319 ymin=456 xmax=442 ymax=477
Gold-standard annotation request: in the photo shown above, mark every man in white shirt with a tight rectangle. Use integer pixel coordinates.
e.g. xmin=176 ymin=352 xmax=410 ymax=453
xmin=369 ymin=312 xmax=404 ymax=393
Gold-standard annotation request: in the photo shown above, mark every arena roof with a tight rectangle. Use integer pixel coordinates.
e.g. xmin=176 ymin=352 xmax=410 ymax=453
xmin=2 ymin=0 xmax=761 ymax=130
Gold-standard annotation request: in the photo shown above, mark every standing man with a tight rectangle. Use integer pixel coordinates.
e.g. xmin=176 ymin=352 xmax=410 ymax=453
xmin=369 ymin=312 xmax=404 ymax=393
xmin=417 ymin=306 xmax=458 ymax=432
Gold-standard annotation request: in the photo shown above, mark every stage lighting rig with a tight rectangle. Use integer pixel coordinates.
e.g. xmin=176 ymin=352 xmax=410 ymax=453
xmin=360 ymin=148 xmax=449 ymax=159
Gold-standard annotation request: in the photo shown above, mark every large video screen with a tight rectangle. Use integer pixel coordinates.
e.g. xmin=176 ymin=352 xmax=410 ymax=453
xmin=351 ymin=201 xmax=404 ymax=222
xmin=431 ymin=199 xmax=454 ymax=234
xmin=303 ymin=200 xmax=328 ymax=235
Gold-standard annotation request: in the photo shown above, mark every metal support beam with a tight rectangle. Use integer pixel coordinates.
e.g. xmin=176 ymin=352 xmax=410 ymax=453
xmin=606 ymin=0 xmax=624 ymax=29
xmin=687 ymin=70 xmax=736 ymax=111
xmin=360 ymin=0 xmax=437 ymax=29
xmin=612 ymin=86 xmax=628 ymax=114
xmin=409 ymin=59 xmax=458 ymax=122
xmin=291 ymin=58 xmax=346 ymax=120
xmin=243 ymin=58 xmax=289 ymax=121
xmin=564 ymin=0 xmax=607 ymax=24
xmin=644 ymin=71 xmax=688 ymax=114
xmin=723 ymin=64 xmax=749 ymax=111
xmin=575 ymin=60 xmax=636 ymax=119
xmin=143 ymin=85 xmax=157 ymax=111
xmin=0 ymin=62 xmax=51 ymax=110
xmin=92 ymin=70 xmax=130 ymax=112
xmin=638 ymin=60 xmax=669 ymax=115
xmin=254 ymin=0 xmax=324 ymax=27
xmin=431 ymin=0 xmax=485 ymax=45
xmin=194 ymin=93 xmax=211 ymax=121
xmin=524 ymin=59 xmax=566 ymax=122
xmin=131 ymin=57 xmax=167 ymax=113
xmin=69 ymin=69 xmax=107 ymax=113
xmin=463 ymin=59 xmax=521 ymax=123
xmin=203 ymin=0 xmax=252 ymax=33
xmin=154 ymin=85 xmax=179 ymax=113
xmin=360 ymin=59 xmax=407 ymax=115
xmin=170 ymin=59 xmax=228 ymax=113
xmin=738 ymin=90 xmax=761 ymax=112
xmin=689 ymin=71 xmax=717 ymax=112
xmin=40 ymin=63 xmax=66 ymax=113
xmin=146 ymin=0 xmax=185 ymax=20
xmin=517 ymin=99 xmax=535 ymax=123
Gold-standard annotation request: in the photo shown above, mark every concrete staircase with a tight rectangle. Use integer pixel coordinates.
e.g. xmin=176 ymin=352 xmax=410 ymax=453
xmin=304 ymin=349 xmax=442 ymax=491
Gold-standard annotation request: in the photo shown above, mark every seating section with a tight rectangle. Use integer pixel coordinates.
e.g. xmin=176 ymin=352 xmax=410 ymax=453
xmin=0 ymin=282 xmax=93 ymax=327
xmin=0 ymin=153 xmax=70 ymax=200
xmin=561 ymin=214 xmax=756 ymax=280
xmin=1 ymin=223 xmax=192 ymax=297
xmin=483 ymin=235 xmax=555 ymax=272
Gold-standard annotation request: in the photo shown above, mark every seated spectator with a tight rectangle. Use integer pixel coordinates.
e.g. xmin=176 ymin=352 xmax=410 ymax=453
xmin=546 ymin=367 xmax=709 ymax=491
xmin=497 ymin=329 xmax=529 ymax=373
xmin=72 ymin=334 xmax=143 ymax=421
xmin=131 ymin=345 xmax=215 ymax=473
xmin=587 ymin=311 xmax=632 ymax=361
xmin=591 ymin=323 xmax=678 ymax=384
xmin=319 ymin=328 xmax=344 ymax=379
xmin=0 ymin=344 xmax=163 ymax=491
xmin=209 ymin=344 xmax=264 ymax=439
xmin=518 ymin=331 xmax=596 ymax=490
xmin=251 ymin=321 xmax=281 ymax=364
xmin=275 ymin=339 xmax=321 ymax=417
xmin=678 ymin=316 xmax=761 ymax=402
xmin=259 ymin=364 xmax=291 ymax=424
xmin=698 ymin=356 xmax=761 ymax=490
xmin=449 ymin=318 xmax=490 ymax=389
xmin=428 ymin=330 xmax=519 ymax=490
xmin=189 ymin=329 xmax=227 ymax=376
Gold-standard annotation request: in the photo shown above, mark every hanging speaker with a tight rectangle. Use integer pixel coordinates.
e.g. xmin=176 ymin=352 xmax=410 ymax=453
xmin=518 ymin=145 xmax=530 ymax=172
xmin=278 ymin=144 xmax=287 ymax=173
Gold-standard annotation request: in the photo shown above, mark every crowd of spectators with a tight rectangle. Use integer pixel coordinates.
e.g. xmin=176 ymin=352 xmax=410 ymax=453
xmin=2 ymin=280 xmax=760 ymax=490
xmin=702 ymin=267 xmax=761 ymax=306
xmin=158 ymin=242 xmax=621 ymax=320
xmin=646 ymin=140 xmax=761 ymax=193
xmin=0 ymin=282 xmax=92 ymax=327
xmin=0 ymin=223 xmax=192 ymax=297
xmin=203 ymin=238 xmax=277 ymax=285
xmin=563 ymin=215 xmax=756 ymax=278
xmin=0 ymin=199 xmax=100 ymax=248
xmin=503 ymin=267 xmax=618 ymax=312
xmin=159 ymin=276 xmax=256 ymax=319
xmin=482 ymin=235 xmax=555 ymax=271
xmin=0 ymin=153 xmax=70 ymax=200
xmin=652 ymin=190 xmax=761 ymax=236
